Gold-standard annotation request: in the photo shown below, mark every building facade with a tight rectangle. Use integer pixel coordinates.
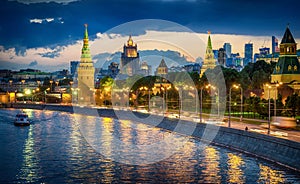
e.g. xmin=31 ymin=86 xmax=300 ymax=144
xmin=244 ymin=43 xmax=253 ymax=66
xmin=218 ymin=48 xmax=226 ymax=66
xmin=272 ymin=36 xmax=279 ymax=54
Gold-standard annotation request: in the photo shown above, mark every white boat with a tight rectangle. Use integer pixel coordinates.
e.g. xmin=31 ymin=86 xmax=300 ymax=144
xmin=14 ymin=111 xmax=30 ymax=126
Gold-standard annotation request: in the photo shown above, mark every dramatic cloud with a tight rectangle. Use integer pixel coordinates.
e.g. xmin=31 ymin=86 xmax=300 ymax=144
xmin=1 ymin=30 xmax=293 ymax=72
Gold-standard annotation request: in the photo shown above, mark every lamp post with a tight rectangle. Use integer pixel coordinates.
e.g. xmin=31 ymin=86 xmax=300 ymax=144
xmin=21 ymin=79 xmax=25 ymax=92
xmin=55 ymin=81 xmax=59 ymax=92
xmin=240 ymin=87 xmax=243 ymax=122
xmin=175 ymin=86 xmax=182 ymax=119
xmin=200 ymin=87 xmax=203 ymax=123
xmin=139 ymin=86 xmax=149 ymax=111
xmin=267 ymin=85 xmax=271 ymax=135
xmin=274 ymin=82 xmax=282 ymax=123
xmin=210 ymin=85 xmax=220 ymax=117
xmin=49 ymin=80 xmax=53 ymax=92
xmin=228 ymin=84 xmax=239 ymax=128
xmin=199 ymin=84 xmax=210 ymax=123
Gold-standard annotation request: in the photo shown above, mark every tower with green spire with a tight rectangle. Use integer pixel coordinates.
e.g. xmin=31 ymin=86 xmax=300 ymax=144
xmin=264 ymin=25 xmax=300 ymax=103
xmin=271 ymin=26 xmax=300 ymax=83
xmin=200 ymin=31 xmax=216 ymax=77
xmin=77 ymin=24 xmax=95 ymax=104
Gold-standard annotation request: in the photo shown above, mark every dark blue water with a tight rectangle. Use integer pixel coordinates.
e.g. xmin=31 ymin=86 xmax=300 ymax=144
xmin=0 ymin=108 xmax=299 ymax=183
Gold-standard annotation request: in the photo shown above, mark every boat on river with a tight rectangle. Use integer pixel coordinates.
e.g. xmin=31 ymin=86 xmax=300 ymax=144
xmin=14 ymin=111 xmax=30 ymax=126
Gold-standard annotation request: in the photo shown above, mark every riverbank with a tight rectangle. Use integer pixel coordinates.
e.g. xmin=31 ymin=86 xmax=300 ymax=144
xmin=6 ymin=103 xmax=300 ymax=172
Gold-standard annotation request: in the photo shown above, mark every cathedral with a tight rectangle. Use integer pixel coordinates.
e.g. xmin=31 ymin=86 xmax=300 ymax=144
xmin=77 ymin=24 xmax=95 ymax=104
xmin=200 ymin=31 xmax=217 ymax=77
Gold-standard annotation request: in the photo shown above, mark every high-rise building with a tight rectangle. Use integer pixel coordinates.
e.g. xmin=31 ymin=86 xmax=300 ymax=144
xmin=213 ymin=50 xmax=218 ymax=60
xmin=244 ymin=43 xmax=253 ymax=66
xmin=77 ymin=24 xmax=95 ymax=104
xmin=70 ymin=61 xmax=79 ymax=77
xmin=259 ymin=47 xmax=270 ymax=57
xmin=272 ymin=36 xmax=279 ymax=54
xmin=217 ymin=48 xmax=226 ymax=66
xmin=223 ymin=43 xmax=232 ymax=59
xmin=200 ymin=32 xmax=216 ymax=77
xmin=120 ymin=36 xmax=140 ymax=76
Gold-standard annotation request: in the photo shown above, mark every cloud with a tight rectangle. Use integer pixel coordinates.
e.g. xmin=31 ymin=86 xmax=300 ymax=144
xmin=29 ymin=17 xmax=64 ymax=24
xmin=29 ymin=18 xmax=43 ymax=24
xmin=0 ymin=30 xmax=299 ymax=72
xmin=9 ymin=0 xmax=80 ymax=5
xmin=29 ymin=60 xmax=38 ymax=67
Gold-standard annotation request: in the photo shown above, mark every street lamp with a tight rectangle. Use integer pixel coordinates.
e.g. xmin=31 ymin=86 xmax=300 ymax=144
xmin=21 ymin=79 xmax=25 ymax=92
xmin=228 ymin=84 xmax=239 ymax=128
xmin=240 ymin=86 xmax=243 ymax=121
xmin=49 ymin=80 xmax=53 ymax=92
xmin=199 ymin=84 xmax=211 ymax=123
xmin=274 ymin=82 xmax=282 ymax=123
xmin=175 ymin=86 xmax=182 ymax=119
xmin=210 ymin=85 xmax=220 ymax=117
xmin=139 ymin=86 xmax=150 ymax=111
xmin=265 ymin=84 xmax=271 ymax=135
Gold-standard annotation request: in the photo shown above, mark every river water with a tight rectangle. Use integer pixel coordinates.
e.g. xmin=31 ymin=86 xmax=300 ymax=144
xmin=0 ymin=108 xmax=299 ymax=183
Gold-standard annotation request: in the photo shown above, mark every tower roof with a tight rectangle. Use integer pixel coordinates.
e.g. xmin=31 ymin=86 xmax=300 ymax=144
xmin=158 ymin=59 xmax=167 ymax=68
xmin=207 ymin=33 xmax=212 ymax=50
xmin=281 ymin=26 xmax=296 ymax=44
xmin=127 ymin=35 xmax=134 ymax=46
xmin=84 ymin=24 xmax=88 ymax=39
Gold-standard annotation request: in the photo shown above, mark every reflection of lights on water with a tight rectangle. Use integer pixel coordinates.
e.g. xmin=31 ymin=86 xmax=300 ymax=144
xmin=227 ymin=153 xmax=245 ymax=183
xmin=17 ymin=125 xmax=39 ymax=182
xmin=258 ymin=164 xmax=285 ymax=183
xmin=200 ymin=146 xmax=221 ymax=183
xmin=23 ymin=109 xmax=34 ymax=118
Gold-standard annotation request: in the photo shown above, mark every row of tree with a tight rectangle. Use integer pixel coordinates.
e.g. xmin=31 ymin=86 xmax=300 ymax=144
xmin=95 ymin=60 xmax=300 ymax=118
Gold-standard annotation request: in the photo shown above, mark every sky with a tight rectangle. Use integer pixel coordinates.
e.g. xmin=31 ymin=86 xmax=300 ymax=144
xmin=0 ymin=0 xmax=299 ymax=71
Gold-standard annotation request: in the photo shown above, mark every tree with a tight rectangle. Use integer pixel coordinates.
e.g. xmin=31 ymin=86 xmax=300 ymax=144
xmin=285 ymin=93 xmax=299 ymax=117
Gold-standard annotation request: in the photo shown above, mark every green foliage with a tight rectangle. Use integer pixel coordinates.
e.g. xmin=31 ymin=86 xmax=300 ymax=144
xmin=100 ymin=76 xmax=114 ymax=89
xmin=285 ymin=93 xmax=300 ymax=117
xmin=240 ymin=60 xmax=276 ymax=90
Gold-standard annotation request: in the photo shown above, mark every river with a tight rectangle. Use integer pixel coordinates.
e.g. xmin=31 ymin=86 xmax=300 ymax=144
xmin=0 ymin=108 xmax=299 ymax=183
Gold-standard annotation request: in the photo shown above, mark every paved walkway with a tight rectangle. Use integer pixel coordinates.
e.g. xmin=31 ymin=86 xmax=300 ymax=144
xmin=163 ymin=111 xmax=300 ymax=142
xmin=223 ymin=119 xmax=300 ymax=142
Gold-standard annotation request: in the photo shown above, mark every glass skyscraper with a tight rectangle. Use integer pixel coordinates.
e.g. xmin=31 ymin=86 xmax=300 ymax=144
xmin=244 ymin=43 xmax=253 ymax=66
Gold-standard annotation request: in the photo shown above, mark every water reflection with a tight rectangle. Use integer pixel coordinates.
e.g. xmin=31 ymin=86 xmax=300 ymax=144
xmin=200 ymin=146 xmax=221 ymax=183
xmin=258 ymin=164 xmax=285 ymax=183
xmin=227 ymin=153 xmax=245 ymax=183
xmin=17 ymin=121 xmax=40 ymax=182
xmin=0 ymin=109 xmax=299 ymax=183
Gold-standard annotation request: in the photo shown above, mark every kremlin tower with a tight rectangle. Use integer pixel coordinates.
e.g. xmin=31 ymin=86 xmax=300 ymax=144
xmin=264 ymin=25 xmax=300 ymax=102
xmin=77 ymin=24 xmax=95 ymax=104
xmin=200 ymin=31 xmax=216 ymax=77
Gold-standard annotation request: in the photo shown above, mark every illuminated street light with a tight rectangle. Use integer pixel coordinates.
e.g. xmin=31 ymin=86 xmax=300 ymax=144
xmin=228 ymin=84 xmax=239 ymax=128
xmin=265 ymin=84 xmax=272 ymax=135
xmin=274 ymin=82 xmax=282 ymax=123
xmin=199 ymin=84 xmax=211 ymax=123
xmin=49 ymin=80 xmax=53 ymax=92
